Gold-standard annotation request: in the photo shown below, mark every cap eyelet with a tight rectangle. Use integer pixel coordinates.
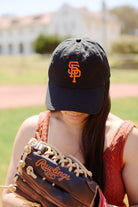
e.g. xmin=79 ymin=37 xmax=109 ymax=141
xmin=76 ymin=38 xmax=81 ymax=43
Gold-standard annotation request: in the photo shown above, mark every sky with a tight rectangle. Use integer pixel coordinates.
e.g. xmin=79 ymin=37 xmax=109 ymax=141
xmin=0 ymin=0 xmax=138 ymax=17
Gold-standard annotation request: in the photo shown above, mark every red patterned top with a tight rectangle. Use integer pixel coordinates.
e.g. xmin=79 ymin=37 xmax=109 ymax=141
xmin=35 ymin=111 xmax=136 ymax=206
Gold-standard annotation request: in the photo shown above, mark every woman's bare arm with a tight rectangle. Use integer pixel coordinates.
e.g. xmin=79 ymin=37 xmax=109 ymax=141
xmin=123 ymin=127 xmax=138 ymax=207
xmin=2 ymin=115 xmax=39 ymax=207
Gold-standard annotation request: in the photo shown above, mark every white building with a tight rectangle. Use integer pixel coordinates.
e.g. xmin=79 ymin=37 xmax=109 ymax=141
xmin=0 ymin=4 xmax=121 ymax=55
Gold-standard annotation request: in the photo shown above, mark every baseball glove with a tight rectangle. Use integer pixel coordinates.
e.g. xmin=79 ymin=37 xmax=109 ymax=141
xmin=2 ymin=135 xmax=108 ymax=207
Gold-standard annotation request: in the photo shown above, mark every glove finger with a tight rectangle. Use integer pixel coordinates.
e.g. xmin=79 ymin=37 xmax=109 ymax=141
xmin=15 ymin=175 xmax=37 ymax=203
xmin=21 ymin=169 xmax=88 ymax=207
xmin=15 ymin=173 xmax=58 ymax=207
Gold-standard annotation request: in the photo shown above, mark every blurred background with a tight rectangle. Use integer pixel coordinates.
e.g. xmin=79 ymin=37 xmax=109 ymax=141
xmin=0 ymin=0 xmax=138 ymax=206
xmin=0 ymin=0 xmax=138 ymax=54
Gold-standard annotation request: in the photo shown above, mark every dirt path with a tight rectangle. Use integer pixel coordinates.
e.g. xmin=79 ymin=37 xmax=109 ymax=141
xmin=0 ymin=83 xmax=138 ymax=109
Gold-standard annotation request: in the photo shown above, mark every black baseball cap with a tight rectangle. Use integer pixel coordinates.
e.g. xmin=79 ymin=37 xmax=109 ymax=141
xmin=46 ymin=37 xmax=110 ymax=114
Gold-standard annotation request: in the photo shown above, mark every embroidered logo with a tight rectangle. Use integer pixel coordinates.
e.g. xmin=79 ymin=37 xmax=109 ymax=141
xmin=68 ymin=61 xmax=81 ymax=83
xmin=35 ymin=159 xmax=70 ymax=181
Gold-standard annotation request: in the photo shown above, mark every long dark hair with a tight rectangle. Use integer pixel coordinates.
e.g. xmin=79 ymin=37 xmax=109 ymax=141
xmin=81 ymin=80 xmax=111 ymax=192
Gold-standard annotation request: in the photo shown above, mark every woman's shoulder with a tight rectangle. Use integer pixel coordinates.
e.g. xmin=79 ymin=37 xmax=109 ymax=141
xmin=107 ymin=113 xmax=137 ymax=139
xmin=14 ymin=114 xmax=39 ymax=143
xmin=20 ymin=114 xmax=39 ymax=131
xmin=105 ymin=113 xmax=124 ymax=146
xmin=105 ymin=113 xmax=137 ymax=149
xmin=107 ymin=113 xmax=138 ymax=159
xmin=107 ymin=113 xmax=124 ymax=127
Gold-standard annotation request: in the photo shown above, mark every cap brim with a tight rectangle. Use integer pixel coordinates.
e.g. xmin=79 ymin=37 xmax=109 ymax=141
xmin=46 ymin=82 xmax=104 ymax=114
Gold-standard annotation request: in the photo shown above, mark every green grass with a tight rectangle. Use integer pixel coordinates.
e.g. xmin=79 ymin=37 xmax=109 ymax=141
xmin=111 ymin=97 xmax=138 ymax=126
xmin=0 ymin=55 xmax=50 ymax=85
xmin=0 ymin=98 xmax=138 ymax=205
xmin=0 ymin=54 xmax=138 ymax=84
xmin=110 ymin=68 xmax=138 ymax=83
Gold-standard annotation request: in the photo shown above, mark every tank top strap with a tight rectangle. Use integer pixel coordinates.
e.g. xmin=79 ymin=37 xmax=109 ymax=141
xmin=107 ymin=120 xmax=136 ymax=169
xmin=35 ymin=111 xmax=50 ymax=142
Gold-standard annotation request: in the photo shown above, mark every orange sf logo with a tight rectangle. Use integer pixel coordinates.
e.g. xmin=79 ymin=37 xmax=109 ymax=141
xmin=68 ymin=61 xmax=81 ymax=83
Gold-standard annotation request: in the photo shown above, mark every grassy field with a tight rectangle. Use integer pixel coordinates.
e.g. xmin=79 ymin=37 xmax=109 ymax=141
xmin=0 ymin=54 xmax=138 ymax=84
xmin=0 ymin=98 xmax=138 ymax=205
xmin=0 ymin=55 xmax=49 ymax=85
xmin=110 ymin=68 xmax=138 ymax=83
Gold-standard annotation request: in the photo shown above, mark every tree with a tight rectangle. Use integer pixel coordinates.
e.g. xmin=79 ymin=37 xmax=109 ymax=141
xmin=110 ymin=6 xmax=138 ymax=35
xmin=33 ymin=34 xmax=63 ymax=54
xmin=111 ymin=35 xmax=138 ymax=54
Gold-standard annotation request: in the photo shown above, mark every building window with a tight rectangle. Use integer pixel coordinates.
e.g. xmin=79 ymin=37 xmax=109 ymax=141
xmin=19 ymin=43 xmax=24 ymax=54
xmin=11 ymin=19 xmax=19 ymax=24
xmin=33 ymin=15 xmax=41 ymax=21
xmin=8 ymin=43 xmax=13 ymax=54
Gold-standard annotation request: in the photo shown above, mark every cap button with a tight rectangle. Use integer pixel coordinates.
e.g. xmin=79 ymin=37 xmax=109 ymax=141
xmin=76 ymin=38 xmax=81 ymax=43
